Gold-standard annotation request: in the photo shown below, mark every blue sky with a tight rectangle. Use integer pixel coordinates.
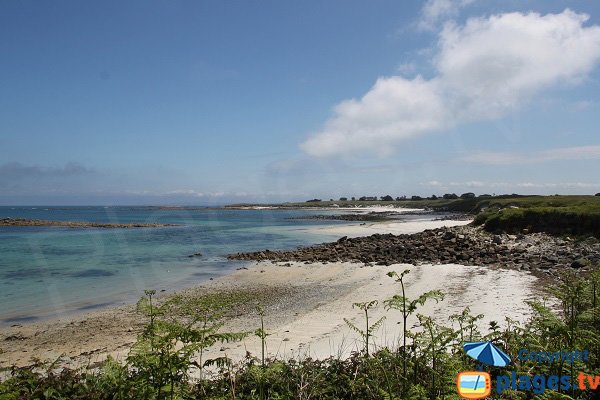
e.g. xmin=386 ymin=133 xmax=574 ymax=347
xmin=1 ymin=0 xmax=600 ymax=205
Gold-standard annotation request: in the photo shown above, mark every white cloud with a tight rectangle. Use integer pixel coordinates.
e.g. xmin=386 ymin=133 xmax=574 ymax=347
xmin=302 ymin=76 xmax=446 ymax=157
xmin=418 ymin=0 xmax=475 ymax=31
xmin=516 ymin=182 xmax=600 ymax=189
xmin=573 ymin=99 xmax=596 ymax=110
xmin=460 ymin=145 xmax=600 ymax=165
xmin=301 ymin=10 xmax=600 ymax=158
xmin=438 ymin=10 xmax=600 ymax=120
xmin=420 ymin=180 xmax=600 ymax=191
xmin=397 ymin=62 xmax=417 ymax=76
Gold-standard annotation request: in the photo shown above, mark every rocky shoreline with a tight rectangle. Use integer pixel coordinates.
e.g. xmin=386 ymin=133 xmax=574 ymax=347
xmin=0 ymin=218 xmax=177 ymax=229
xmin=287 ymin=211 xmax=474 ymax=222
xmin=286 ymin=212 xmax=401 ymax=222
xmin=228 ymin=225 xmax=600 ymax=276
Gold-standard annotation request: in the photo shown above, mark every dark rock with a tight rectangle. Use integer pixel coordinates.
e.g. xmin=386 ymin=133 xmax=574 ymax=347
xmin=570 ymin=258 xmax=588 ymax=269
xmin=226 ymin=225 xmax=600 ymax=279
xmin=337 ymin=236 xmax=348 ymax=243
xmin=442 ymin=231 xmax=456 ymax=240
xmin=5 ymin=333 xmax=27 ymax=341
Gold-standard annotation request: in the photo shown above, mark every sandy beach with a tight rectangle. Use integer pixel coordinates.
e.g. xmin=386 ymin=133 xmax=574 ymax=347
xmin=308 ymin=217 xmax=472 ymax=237
xmin=0 ymin=217 xmax=539 ymax=372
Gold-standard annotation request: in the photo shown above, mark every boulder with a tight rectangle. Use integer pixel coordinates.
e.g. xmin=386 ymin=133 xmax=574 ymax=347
xmin=570 ymin=258 xmax=588 ymax=269
xmin=442 ymin=231 xmax=456 ymax=241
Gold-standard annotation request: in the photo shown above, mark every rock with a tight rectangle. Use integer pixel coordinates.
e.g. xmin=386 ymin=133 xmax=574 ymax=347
xmin=570 ymin=258 xmax=588 ymax=269
xmin=226 ymin=225 xmax=600 ymax=280
xmin=5 ymin=333 xmax=27 ymax=341
xmin=442 ymin=231 xmax=456 ymax=240
xmin=337 ymin=236 xmax=348 ymax=243
xmin=188 ymin=252 xmax=203 ymax=257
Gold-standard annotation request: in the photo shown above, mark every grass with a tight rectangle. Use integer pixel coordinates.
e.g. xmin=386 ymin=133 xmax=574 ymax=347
xmin=467 ymin=196 xmax=600 ymax=237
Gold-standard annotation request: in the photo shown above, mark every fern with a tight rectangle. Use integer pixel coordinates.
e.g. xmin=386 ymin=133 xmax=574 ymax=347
xmin=344 ymin=300 xmax=386 ymax=357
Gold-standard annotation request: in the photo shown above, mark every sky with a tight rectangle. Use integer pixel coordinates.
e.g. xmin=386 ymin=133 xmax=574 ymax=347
xmin=1 ymin=0 xmax=600 ymax=205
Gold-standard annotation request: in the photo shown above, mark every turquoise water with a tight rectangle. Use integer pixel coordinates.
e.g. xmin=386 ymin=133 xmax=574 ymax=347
xmin=0 ymin=207 xmax=349 ymax=324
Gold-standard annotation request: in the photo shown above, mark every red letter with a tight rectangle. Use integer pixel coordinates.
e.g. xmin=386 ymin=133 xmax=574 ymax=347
xmin=578 ymin=372 xmax=588 ymax=390
xmin=587 ymin=374 xmax=600 ymax=390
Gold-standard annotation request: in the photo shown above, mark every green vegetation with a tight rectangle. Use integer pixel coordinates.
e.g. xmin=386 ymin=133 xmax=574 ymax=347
xmin=229 ymin=194 xmax=599 ymax=212
xmin=474 ymin=206 xmax=600 ymax=236
xmin=1 ymin=267 xmax=599 ymax=399
xmin=468 ymin=195 xmax=600 ymax=237
xmin=230 ymin=195 xmax=600 ymax=237
xmin=343 ymin=300 xmax=386 ymax=358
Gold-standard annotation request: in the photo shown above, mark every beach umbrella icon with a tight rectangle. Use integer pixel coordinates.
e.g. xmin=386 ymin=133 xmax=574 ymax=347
xmin=463 ymin=341 xmax=511 ymax=367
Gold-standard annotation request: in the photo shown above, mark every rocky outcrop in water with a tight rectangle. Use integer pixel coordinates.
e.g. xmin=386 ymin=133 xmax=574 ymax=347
xmin=288 ymin=211 xmax=473 ymax=222
xmin=228 ymin=226 xmax=600 ymax=275
xmin=0 ymin=218 xmax=177 ymax=229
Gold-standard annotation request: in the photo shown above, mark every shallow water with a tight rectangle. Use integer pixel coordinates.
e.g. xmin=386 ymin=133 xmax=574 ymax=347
xmin=0 ymin=206 xmax=350 ymax=324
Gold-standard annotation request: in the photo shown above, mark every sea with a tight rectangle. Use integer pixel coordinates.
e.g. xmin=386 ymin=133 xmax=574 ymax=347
xmin=0 ymin=206 xmax=353 ymax=325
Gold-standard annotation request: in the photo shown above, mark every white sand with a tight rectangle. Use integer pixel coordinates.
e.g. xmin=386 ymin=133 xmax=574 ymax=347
xmin=333 ymin=206 xmax=425 ymax=213
xmin=308 ymin=217 xmax=473 ymax=238
xmin=204 ymin=261 xmax=536 ymax=365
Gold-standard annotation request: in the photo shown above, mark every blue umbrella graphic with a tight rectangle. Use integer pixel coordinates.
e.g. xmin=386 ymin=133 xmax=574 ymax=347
xmin=463 ymin=341 xmax=511 ymax=367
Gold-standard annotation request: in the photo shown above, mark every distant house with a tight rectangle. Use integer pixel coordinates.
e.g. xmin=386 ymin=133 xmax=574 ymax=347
xmin=411 ymin=195 xmax=423 ymax=200
xmin=380 ymin=195 xmax=394 ymax=201
xmin=460 ymin=192 xmax=476 ymax=199
xmin=306 ymin=199 xmax=322 ymax=203
xmin=359 ymin=196 xmax=378 ymax=201
xmin=339 ymin=197 xmax=348 ymax=201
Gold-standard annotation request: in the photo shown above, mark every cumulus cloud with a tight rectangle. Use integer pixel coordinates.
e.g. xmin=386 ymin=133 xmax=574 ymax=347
xmin=301 ymin=9 xmax=600 ymax=158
